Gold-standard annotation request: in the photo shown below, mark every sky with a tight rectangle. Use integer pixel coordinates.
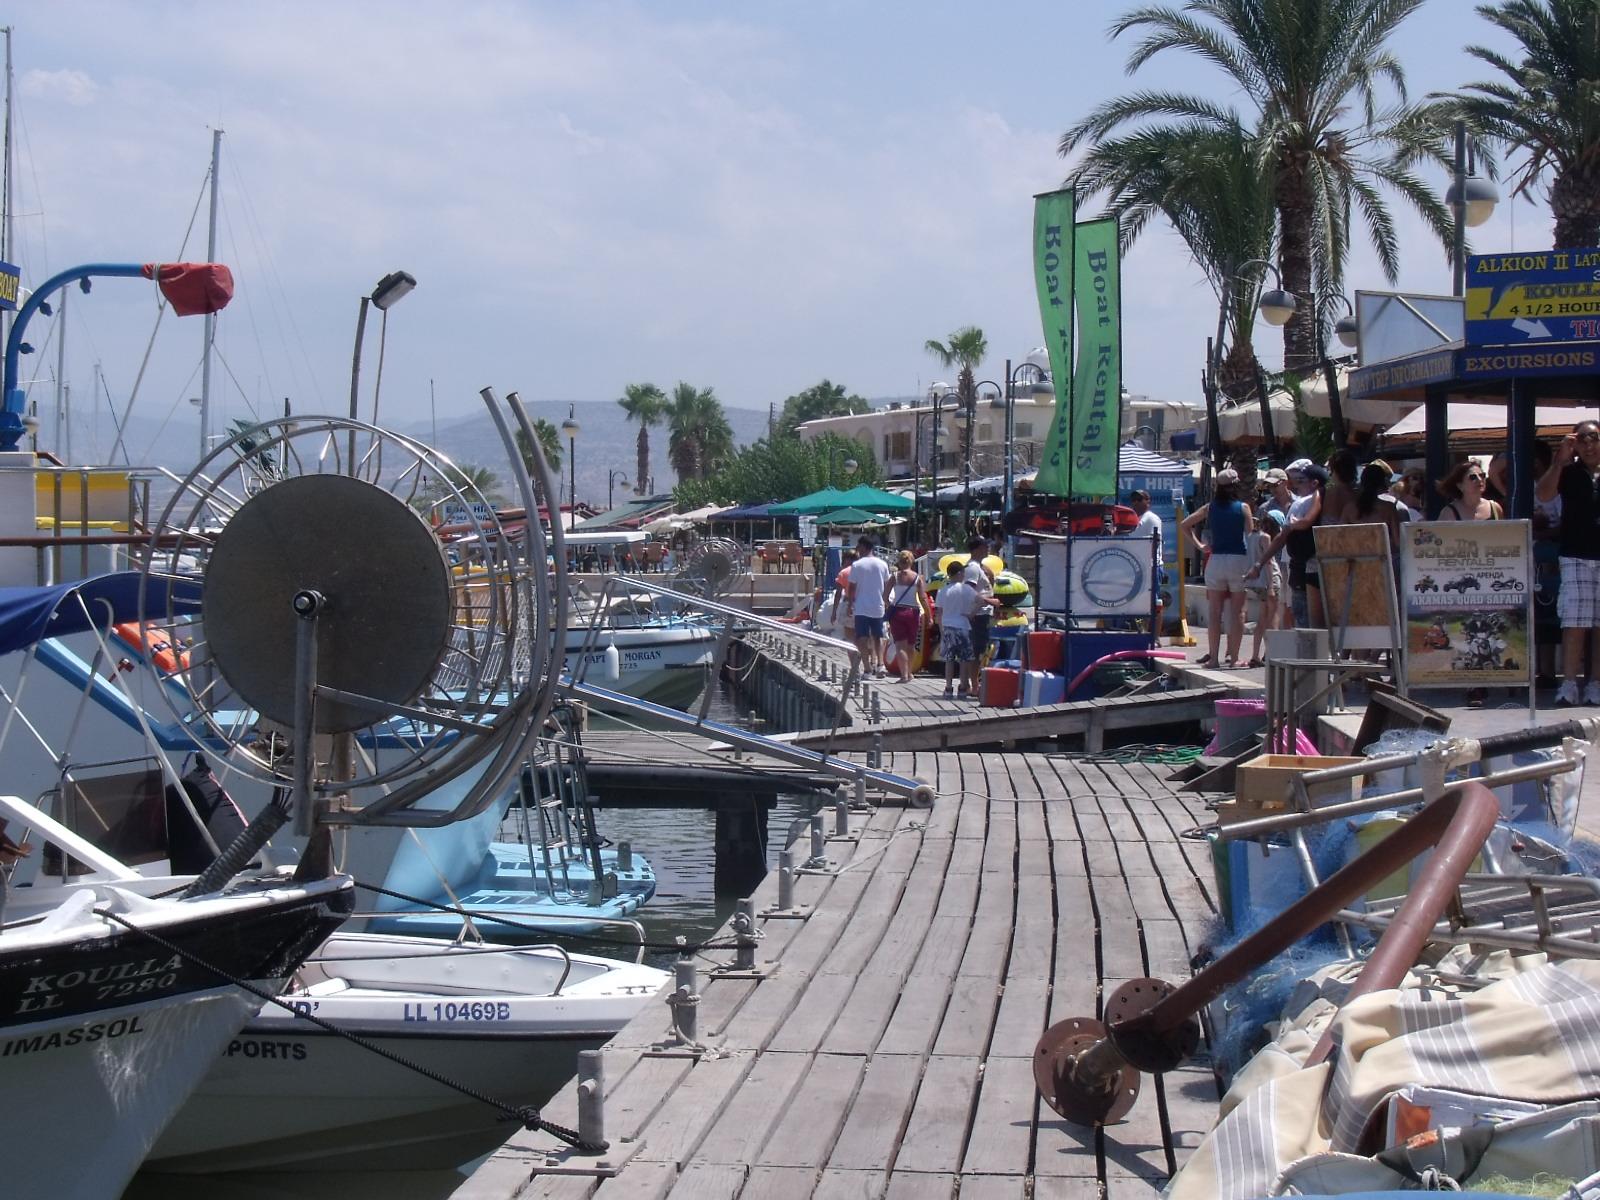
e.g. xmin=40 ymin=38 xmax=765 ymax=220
xmin=1 ymin=1 xmax=1543 ymax=461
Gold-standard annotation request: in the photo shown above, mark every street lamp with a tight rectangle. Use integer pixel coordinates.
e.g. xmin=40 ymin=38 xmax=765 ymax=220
xmin=994 ymin=359 xmax=1050 ymax=557
xmin=914 ymin=387 xmax=954 ymax=547
xmin=561 ymin=404 xmax=580 ymax=525
xmin=827 ymin=446 xmax=858 ymax=486
xmin=1227 ymin=258 xmax=1353 ymax=450
xmin=1449 ymin=119 xmax=1499 ymax=296
xmin=608 ymin=469 xmax=629 ymax=509
xmin=348 ymin=268 xmax=416 ymax=474
xmin=950 ymin=391 xmax=979 ymax=539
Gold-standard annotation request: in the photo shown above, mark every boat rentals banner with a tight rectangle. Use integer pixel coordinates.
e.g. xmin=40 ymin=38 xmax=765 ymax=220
xmin=1399 ymin=520 xmax=1534 ymax=689
xmin=1031 ymin=189 xmax=1075 ymax=498
xmin=1069 ymin=217 xmax=1122 ymax=499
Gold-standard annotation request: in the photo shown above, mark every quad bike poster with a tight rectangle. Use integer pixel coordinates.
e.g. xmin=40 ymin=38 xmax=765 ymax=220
xmin=1400 ymin=520 xmax=1534 ymax=703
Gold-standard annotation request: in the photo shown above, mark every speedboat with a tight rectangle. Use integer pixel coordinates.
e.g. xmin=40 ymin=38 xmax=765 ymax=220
xmin=149 ymin=930 xmax=666 ymax=1172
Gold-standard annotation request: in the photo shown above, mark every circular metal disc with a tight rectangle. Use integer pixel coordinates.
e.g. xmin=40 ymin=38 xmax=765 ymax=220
xmin=204 ymin=474 xmax=452 ymax=733
xmin=1105 ymin=977 xmax=1201 ymax=1074
xmin=1034 ymin=1016 xmax=1140 ymax=1126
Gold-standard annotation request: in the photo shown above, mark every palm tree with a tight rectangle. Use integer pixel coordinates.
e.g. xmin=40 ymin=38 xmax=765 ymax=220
xmin=1069 ymin=116 xmax=1275 ymax=403
xmin=513 ymin=418 xmax=562 ymax=481
xmin=616 ymin=382 xmax=667 ymax=495
xmin=924 ymin=326 xmax=988 ymax=405
xmin=1444 ymin=0 xmax=1600 ymax=248
xmin=666 ymin=382 xmax=734 ymax=482
xmin=1063 ymin=0 xmax=1451 ymax=374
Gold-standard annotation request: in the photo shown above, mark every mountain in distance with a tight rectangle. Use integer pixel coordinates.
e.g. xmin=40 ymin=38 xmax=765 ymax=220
xmin=397 ymin=399 xmax=772 ymax=509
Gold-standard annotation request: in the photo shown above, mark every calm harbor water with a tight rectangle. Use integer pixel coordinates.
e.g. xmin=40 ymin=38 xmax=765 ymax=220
xmin=124 ymin=681 xmax=819 ymax=1199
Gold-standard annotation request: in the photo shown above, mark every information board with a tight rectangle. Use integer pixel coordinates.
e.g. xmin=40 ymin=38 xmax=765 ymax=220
xmin=1466 ymin=248 xmax=1600 ymax=348
xmin=1399 ymin=520 xmax=1534 ymax=703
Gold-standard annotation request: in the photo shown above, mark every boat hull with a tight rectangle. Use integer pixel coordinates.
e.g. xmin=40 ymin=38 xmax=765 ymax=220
xmin=564 ymin=625 xmax=717 ymax=711
xmin=0 ymin=879 xmax=352 ymax=1200
xmin=148 ymin=1024 xmax=611 ymax=1172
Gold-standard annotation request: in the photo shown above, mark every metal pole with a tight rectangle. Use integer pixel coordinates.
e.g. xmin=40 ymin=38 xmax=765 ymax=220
xmin=347 ymin=295 xmax=369 ymax=475
xmin=1003 ymin=358 xmax=1015 ymax=559
xmin=52 ymin=288 xmax=64 ymax=460
xmin=291 ymin=589 xmax=323 ymax=837
xmin=931 ymin=393 xmax=942 ymax=547
xmin=200 ymin=127 xmax=222 ymax=464
xmin=961 ymin=395 xmax=974 ymax=540
xmin=1452 ymin=119 xmax=1468 ymax=298
xmin=1317 ymin=322 xmax=1348 ymax=448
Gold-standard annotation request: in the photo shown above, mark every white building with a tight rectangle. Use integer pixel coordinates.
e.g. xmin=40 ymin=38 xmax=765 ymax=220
xmin=796 ymin=354 xmax=1200 ymax=482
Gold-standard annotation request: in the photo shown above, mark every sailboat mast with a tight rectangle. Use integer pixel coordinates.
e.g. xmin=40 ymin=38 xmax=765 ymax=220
xmin=199 ymin=128 xmax=222 ymax=462
xmin=53 ymin=290 xmax=65 ymax=461
xmin=2 ymin=27 xmax=13 ymax=359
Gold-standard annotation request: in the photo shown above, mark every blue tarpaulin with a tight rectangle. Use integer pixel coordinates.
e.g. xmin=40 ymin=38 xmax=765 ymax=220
xmin=0 ymin=572 xmax=202 ymax=657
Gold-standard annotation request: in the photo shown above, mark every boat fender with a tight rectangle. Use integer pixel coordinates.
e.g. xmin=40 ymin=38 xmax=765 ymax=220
xmin=604 ymin=640 xmax=621 ymax=681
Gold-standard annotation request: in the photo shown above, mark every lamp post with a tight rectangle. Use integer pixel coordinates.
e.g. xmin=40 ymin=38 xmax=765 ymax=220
xmin=995 ymin=359 xmax=1049 ymax=559
xmin=1449 ymin=118 xmax=1499 ymax=298
xmin=1243 ymin=258 xmax=1356 ymax=452
xmin=827 ymin=446 xmax=858 ymax=487
xmin=561 ymin=404 xmax=580 ymax=526
xmin=914 ymin=389 xmax=951 ymax=548
xmin=608 ymin=469 xmax=629 ymax=509
xmin=347 ymin=269 xmax=416 ymax=475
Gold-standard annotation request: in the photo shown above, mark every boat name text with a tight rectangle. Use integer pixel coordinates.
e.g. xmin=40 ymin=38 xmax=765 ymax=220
xmin=16 ymin=954 xmax=183 ymax=1012
xmin=1 ymin=1015 xmax=145 ymax=1056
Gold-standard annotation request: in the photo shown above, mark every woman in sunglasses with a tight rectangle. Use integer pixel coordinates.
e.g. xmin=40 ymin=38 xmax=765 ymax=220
xmin=1538 ymin=420 xmax=1600 ymax=707
xmin=1436 ymin=461 xmax=1504 ymax=522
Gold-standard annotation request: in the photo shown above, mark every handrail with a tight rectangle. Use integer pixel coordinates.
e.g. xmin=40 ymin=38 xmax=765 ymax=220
xmin=1035 ymin=782 xmax=1503 ymax=1124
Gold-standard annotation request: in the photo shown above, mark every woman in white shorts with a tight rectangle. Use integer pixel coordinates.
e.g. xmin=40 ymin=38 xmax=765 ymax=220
xmin=1181 ymin=467 xmax=1255 ymax=667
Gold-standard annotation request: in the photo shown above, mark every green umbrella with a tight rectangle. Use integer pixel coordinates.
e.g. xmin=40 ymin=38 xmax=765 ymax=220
xmin=767 ymin=486 xmax=849 ymax=516
xmin=832 ymin=484 xmax=914 ymax=513
xmin=813 ymin=506 xmax=890 ymax=526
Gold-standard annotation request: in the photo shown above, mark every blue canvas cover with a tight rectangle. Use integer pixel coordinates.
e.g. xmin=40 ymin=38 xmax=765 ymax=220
xmin=0 ymin=572 xmax=203 ymax=656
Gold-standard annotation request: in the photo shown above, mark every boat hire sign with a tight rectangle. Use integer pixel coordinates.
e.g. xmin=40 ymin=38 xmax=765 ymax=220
xmin=1032 ymin=189 xmax=1075 ymax=498
xmin=1069 ymin=218 xmax=1122 ymax=499
xmin=1399 ymin=520 xmax=1533 ymax=690
xmin=0 ymin=260 xmax=18 ymax=311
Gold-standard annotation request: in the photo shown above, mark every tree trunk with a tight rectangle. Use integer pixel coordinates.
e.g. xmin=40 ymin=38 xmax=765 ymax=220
xmin=1217 ymin=338 xmax=1260 ymax=405
xmin=1274 ymin=150 xmax=1318 ymax=375
xmin=1551 ymin=161 xmax=1600 ymax=249
xmin=635 ymin=426 xmax=649 ymax=495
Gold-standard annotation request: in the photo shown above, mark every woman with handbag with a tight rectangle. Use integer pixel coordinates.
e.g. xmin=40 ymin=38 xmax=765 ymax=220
xmin=885 ymin=550 xmax=929 ymax=683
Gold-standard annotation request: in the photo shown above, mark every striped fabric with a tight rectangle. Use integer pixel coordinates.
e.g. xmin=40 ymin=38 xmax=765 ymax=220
xmin=1169 ymin=956 xmax=1600 ymax=1199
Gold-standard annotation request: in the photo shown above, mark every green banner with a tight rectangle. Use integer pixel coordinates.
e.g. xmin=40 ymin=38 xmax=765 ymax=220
xmin=1031 ymin=190 xmax=1075 ymax=497
xmin=1069 ymin=217 xmax=1122 ymax=498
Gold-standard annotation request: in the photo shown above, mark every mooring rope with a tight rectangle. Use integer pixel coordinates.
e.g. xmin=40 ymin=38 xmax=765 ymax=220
xmin=92 ymin=905 xmax=607 ymax=1152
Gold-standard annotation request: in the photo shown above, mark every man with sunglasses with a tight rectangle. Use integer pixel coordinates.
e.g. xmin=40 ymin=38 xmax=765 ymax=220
xmin=1538 ymin=420 xmax=1600 ymax=706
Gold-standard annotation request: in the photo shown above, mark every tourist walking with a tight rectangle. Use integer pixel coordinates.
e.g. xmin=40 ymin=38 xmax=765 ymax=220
xmin=845 ymin=537 xmax=892 ymax=678
xmin=1181 ymin=467 xmax=1254 ymax=668
xmin=886 ymin=550 xmax=929 ymax=683
xmin=1538 ymin=420 xmax=1600 ymax=708
xmin=1251 ymin=459 xmax=1325 ymax=629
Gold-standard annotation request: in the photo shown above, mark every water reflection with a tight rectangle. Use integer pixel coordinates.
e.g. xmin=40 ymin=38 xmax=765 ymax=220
xmin=124 ymin=681 xmax=817 ymax=1198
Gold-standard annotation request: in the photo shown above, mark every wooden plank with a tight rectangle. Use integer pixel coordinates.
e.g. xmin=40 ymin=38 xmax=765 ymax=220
xmin=826 ymin=1052 xmax=924 ymax=1171
xmin=695 ymin=1052 xmax=812 ymax=1165
xmin=1160 ymin=1065 xmax=1221 ymax=1174
xmin=739 ymin=1166 xmax=819 ymax=1200
xmin=757 ymin=1054 xmax=868 ymax=1168
xmin=590 ymin=1159 xmax=678 ymax=1199
xmin=930 ymin=974 xmax=1001 ymax=1058
xmin=767 ymin=971 xmax=855 ymax=1053
xmin=520 ymin=1176 xmax=602 ymax=1199
xmin=884 ymin=1172 xmax=955 ymax=1200
xmin=632 ymin=1052 xmax=758 ymax=1168
xmin=1031 ymin=1179 xmax=1105 ymax=1199
xmin=960 ymin=1055 xmax=1037 ymax=1175
xmin=894 ymin=1055 xmax=981 ymax=1173
xmin=811 ymin=1169 xmax=885 ymax=1200
xmin=988 ymin=973 xmax=1051 ymax=1059
xmin=949 ymin=1177 xmax=1029 ymax=1200
xmin=664 ymin=1162 xmax=745 ymax=1200
xmin=1032 ymin=1112 xmax=1100 ymax=1179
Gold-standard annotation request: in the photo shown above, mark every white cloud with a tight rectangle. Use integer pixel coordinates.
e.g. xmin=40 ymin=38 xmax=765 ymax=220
xmin=19 ymin=68 xmax=98 ymax=106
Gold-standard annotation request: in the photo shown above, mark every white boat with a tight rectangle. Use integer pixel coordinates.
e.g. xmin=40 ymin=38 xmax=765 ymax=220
xmin=0 ymin=797 xmax=353 ymax=1200
xmin=564 ymin=621 xmax=719 ymax=710
xmin=149 ymin=930 xmax=666 ymax=1172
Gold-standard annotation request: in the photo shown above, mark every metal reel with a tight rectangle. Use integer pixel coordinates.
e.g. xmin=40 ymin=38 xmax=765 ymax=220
xmin=135 ymin=397 xmax=565 ymax=826
xmin=672 ymin=536 xmax=746 ymax=602
xmin=1033 ymin=1016 xmax=1141 ymax=1126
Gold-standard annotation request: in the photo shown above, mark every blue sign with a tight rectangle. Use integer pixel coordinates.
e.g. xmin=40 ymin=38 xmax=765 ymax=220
xmin=1348 ymin=347 xmax=1458 ymax=398
xmin=0 ymin=261 xmax=17 ymax=311
xmin=1465 ymin=248 xmax=1600 ymax=348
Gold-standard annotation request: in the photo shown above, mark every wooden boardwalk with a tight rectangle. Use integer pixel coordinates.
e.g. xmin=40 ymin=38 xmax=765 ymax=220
xmin=458 ymin=752 xmax=1223 ymax=1200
